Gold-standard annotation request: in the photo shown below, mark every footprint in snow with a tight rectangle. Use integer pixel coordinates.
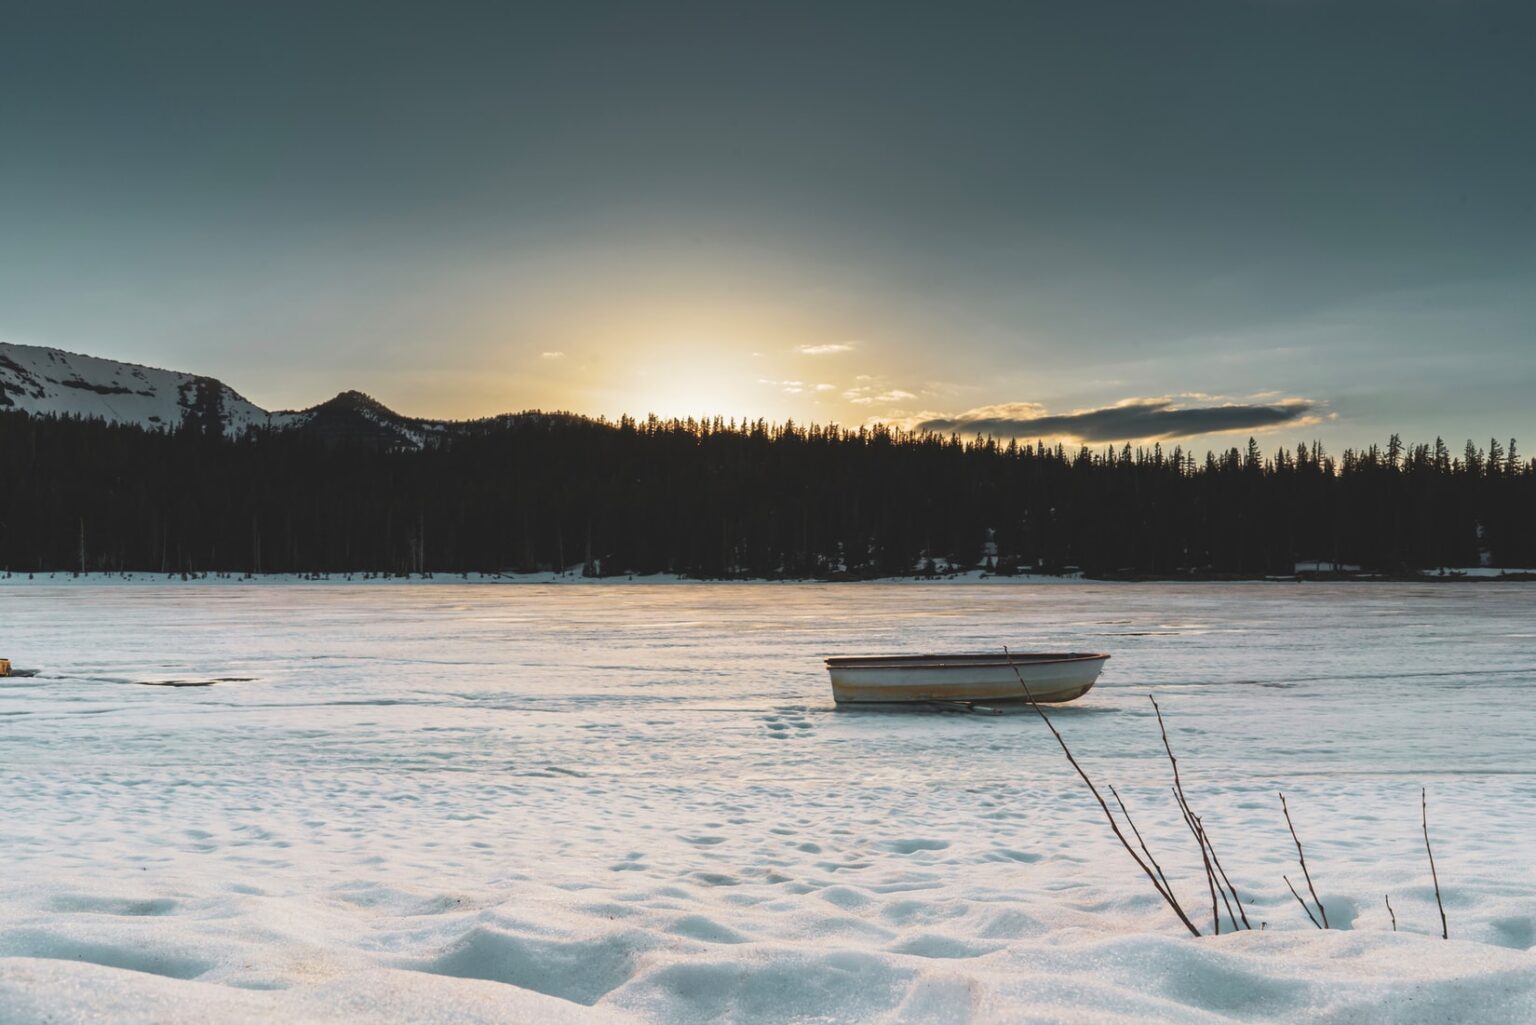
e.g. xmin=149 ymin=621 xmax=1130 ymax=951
xmin=48 ymin=895 xmax=179 ymax=917
xmin=760 ymin=709 xmax=813 ymax=738
xmin=889 ymin=934 xmax=1004 ymax=960
xmin=882 ymin=838 xmax=951 ymax=854
xmin=988 ymin=848 xmax=1042 ymax=863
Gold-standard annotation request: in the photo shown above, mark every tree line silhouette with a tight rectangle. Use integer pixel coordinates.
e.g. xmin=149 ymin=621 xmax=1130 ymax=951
xmin=1 ymin=408 xmax=1532 ymax=578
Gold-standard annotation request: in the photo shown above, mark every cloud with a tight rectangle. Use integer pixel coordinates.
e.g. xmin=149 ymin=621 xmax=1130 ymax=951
xmin=917 ymin=397 xmax=1320 ymax=442
xmin=844 ymin=385 xmax=918 ymax=406
xmin=540 ymin=351 xmax=565 ymax=360
xmin=759 ymin=378 xmax=805 ymax=394
xmin=796 ymin=343 xmax=855 ymax=356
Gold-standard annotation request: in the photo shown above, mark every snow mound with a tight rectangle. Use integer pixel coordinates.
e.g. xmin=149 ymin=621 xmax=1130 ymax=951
xmin=0 ymin=960 xmax=629 ymax=1025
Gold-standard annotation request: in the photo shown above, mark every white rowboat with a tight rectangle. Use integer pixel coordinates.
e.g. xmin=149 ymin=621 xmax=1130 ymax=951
xmin=825 ymin=652 xmax=1109 ymax=705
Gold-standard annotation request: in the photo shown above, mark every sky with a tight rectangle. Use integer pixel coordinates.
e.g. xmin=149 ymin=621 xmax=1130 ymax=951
xmin=1 ymin=0 xmax=1532 ymax=453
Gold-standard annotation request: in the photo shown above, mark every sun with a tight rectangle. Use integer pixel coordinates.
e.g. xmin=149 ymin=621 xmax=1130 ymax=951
xmin=523 ymin=296 xmax=847 ymax=421
xmin=617 ymin=346 xmax=775 ymax=419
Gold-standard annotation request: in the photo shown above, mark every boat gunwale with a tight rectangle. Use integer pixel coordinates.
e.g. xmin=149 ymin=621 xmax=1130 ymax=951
xmin=825 ymin=652 xmax=1110 ymax=670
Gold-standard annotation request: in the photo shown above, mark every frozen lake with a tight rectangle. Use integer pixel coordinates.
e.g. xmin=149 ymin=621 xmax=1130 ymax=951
xmin=2 ymin=582 xmax=1534 ymax=1024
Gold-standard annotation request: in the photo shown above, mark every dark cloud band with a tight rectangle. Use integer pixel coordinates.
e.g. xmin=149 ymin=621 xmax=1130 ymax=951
xmin=918 ymin=399 xmax=1316 ymax=443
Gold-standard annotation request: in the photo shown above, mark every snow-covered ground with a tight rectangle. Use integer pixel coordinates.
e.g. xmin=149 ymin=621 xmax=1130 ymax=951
xmin=1 ymin=583 xmax=1533 ymax=1024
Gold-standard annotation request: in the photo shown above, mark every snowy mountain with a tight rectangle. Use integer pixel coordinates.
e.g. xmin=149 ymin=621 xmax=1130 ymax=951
xmin=0 ymin=341 xmax=290 ymax=436
xmin=0 ymin=341 xmax=451 ymax=448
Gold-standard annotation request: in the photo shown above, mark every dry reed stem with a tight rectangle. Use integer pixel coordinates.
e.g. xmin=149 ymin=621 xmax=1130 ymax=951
xmin=1285 ymin=874 xmax=1322 ymax=929
xmin=1174 ymin=788 xmax=1221 ymax=934
xmin=1003 ymin=646 xmax=1202 ymax=937
xmin=1109 ymin=784 xmax=1176 ymax=900
xmin=1384 ymin=894 xmax=1397 ymax=932
xmin=1195 ymin=813 xmax=1241 ymax=933
xmin=1280 ymin=792 xmax=1329 ymax=928
xmin=1423 ymin=788 xmax=1447 ymax=939
xmin=1151 ymin=695 xmax=1251 ymax=929
xmin=1202 ymin=819 xmax=1252 ymax=931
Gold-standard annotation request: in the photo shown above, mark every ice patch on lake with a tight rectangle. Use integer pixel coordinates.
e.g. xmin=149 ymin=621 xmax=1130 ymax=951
xmin=2 ymin=583 xmax=1535 ymax=1023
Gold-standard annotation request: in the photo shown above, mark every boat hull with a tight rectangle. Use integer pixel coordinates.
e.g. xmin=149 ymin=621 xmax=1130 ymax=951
xmin=826 ymin=653 xmax=1109 ymax=705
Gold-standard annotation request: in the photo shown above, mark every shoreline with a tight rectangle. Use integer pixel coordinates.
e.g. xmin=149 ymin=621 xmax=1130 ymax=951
xmin=1 ymin=569 xmax=1533 ymax=586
